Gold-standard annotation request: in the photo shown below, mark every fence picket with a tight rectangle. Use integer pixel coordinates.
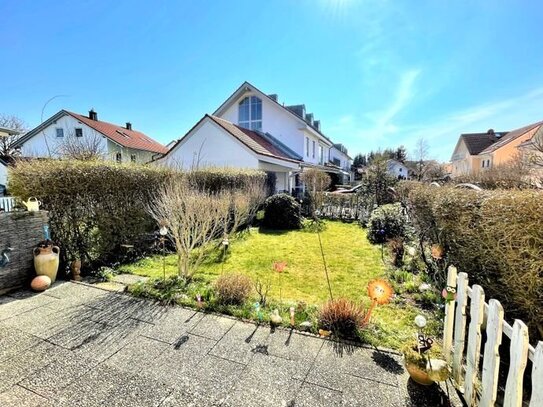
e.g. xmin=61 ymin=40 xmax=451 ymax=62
xmin=479 ymin=299 xmax=504 ymax=407
xmin=453 ymin=272 xmax=469 ymax=387
xmin=530 ymin=342 xmax=543 ymax=407
xmin=464 ymin=284 xmax=485 ymax=406
xmin=443 ymin=266 xmax=457 ymax=363
xmin=503 ymin=320 xmax=529 ymax=407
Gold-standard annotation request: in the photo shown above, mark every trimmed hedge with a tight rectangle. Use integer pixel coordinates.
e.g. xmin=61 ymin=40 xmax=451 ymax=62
xmin=8 ymin=160 xmax=265 ymax=270
xmin=399 ymin=182 xmax=543 ymax=341
xmin=262 ymin=193 xmax=302 ymax=230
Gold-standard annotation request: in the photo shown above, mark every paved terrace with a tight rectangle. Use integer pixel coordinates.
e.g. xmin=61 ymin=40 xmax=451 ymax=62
xmin=0 ymin=282 xmax=458 ymax=406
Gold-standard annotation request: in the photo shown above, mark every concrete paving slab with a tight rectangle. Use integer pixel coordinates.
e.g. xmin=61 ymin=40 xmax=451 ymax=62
xmin=104 ymin=335 xmax=170 ymax=375
xmin=0 ymin=326 xmax=41 ymax=362
xmin=139 ymin=306 xmax=204 ymax=344
xmin=111 ymin=273 xmax=149 ymax=286
xmin=0 ymin=292 xmax=56 ymax=321
xmin=265 ymin=328 xmax=324 ymax=363
xmin=0 ymin=384 xmax=53 ymax=407
xmin=188 ymin=313 xmax=236 ymax=341
xmin=223 ymin=353 xmax=308 ymax=407
xmin=295 ymin=381 xmax=344 ymax=407
xmin=209 ymin=321 xmax=270 ymax=364
xmin=94 ymin=281 xmax=126 ymax=292
xmin=19 ymin=348 xmax=98 ymax=399
xmin=54 ymin=364 xmax=173 ymax=407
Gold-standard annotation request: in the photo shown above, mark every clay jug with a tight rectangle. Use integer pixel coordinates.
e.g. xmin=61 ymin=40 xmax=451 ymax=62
xmin=33 ymin=244 xmax=60 ymax=282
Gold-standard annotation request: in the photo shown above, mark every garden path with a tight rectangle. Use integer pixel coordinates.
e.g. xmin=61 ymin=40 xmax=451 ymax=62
xmin=0 ymin=282 xmax=460 ymax=406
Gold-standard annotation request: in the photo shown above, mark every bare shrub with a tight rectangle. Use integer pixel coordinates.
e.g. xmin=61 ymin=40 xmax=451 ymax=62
xmin=215 ymin=273 xmax=253 ymax=305
xmin=54 ymin=130 xmax=106 ymax=160
xmin=318 ymin=298 xmax=367 ymax=339
xmin=255 ymin=277 xmax=271 ymax=306
xmin=300 ymin=168 xmax=331 ymax=215
xmin=148 ymin=173 xmax=265 ymax=278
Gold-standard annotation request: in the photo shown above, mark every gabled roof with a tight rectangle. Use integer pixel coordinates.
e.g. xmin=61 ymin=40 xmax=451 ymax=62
xmin=213 ymin=81 xmax=333 ymax=146
xmin=459 ymin=132 xmax=507 ymax=155
xmin=163 ymin=115 xmax=302 ymax=165
xmin=208 ymin=116 xmax=301 ymax=163
xmin=479 ymin=120 xmax=543 ymax=154
xmin=16 ymin=110 xmax=168 ymax=154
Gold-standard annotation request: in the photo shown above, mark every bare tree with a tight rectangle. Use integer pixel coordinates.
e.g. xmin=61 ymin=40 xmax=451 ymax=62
xmin=300 ymin=168 xmax=331 ymax=215
xmin=0 ymin=114 xmax=27 ymax=156
xmin=54 ymin=129 xmax=106 ymax=160
xmin=413 ymin=138 xmax=430 ymax=180
xmin=148 ymin=175 xmax=264 ymax=278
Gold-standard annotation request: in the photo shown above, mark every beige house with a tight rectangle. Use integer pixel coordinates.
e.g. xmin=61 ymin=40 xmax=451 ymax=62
xmin=450 ymin=121 xmax=543 ymax=177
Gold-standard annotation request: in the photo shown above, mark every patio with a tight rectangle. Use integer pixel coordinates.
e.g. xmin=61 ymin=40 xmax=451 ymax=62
xmin=0 ymin=282 xmax=457 ymax=406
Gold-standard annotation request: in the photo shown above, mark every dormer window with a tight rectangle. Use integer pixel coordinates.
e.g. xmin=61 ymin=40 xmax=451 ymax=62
xmin=238 ymin=96 xmax=262 ymax=131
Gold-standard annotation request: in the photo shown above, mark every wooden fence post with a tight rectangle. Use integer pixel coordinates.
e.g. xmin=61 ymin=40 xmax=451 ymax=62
xmin=530 ymin=342 xmax=543 ymax=407
xmin=479 ymin=299 xmax=504 ymax=407
xmin=464 ymin=284 xmax=485 ymax=406
xmin=503 ymin=320 xmax=529 ymax=407
xmin=452 ymin=272 xmax=469 ymax=388
xmin=443 ymin=265 xmax=457 ymax=363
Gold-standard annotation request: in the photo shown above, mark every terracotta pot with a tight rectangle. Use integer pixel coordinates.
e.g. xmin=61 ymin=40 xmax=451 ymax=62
xmin=33 ymin=245 xmax=60 ymax=283
xmin=404 ymin=359 xmax=434 ymax=386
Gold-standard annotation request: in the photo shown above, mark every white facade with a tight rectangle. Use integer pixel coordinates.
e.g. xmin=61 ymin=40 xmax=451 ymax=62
xmin=20 ymin=115 xmax=109 ymax=158
xmin=0 ymin=162 xmax=7 ymax=188
xmin=386 ymin=159 xmax=410 ymax=179
xmin=217 ymin=89 xmax=333 ymax=166
xmin=159 ymin=119 xmax=259 ymax=169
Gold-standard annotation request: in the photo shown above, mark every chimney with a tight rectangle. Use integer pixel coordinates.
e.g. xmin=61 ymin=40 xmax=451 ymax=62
xmin=89 ymin=109 xmax=98 ymax=121
xmin=126 ymin=122 xmax=132 ymax=130
xmin=314 ymin=120 xmax=321 ymax=131
xmin=268 ymin=94 xmax=278 ymax=102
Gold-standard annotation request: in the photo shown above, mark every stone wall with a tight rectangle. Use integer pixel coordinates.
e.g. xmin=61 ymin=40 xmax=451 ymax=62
xmin=0 ymin=211 xmax=49 ymax=294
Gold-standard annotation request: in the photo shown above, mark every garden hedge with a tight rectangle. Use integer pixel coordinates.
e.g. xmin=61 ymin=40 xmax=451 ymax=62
xmin=398 ymin=182 xmax=543 ymax=341
xmin=8 ymin=160 xmax=265 ymax=271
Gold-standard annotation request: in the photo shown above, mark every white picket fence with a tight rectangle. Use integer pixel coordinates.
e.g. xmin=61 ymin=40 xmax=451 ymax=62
xmin=443 ymin=266 xmax=543 ymax=407
xmin=0 ymin=196 xmax=16 ymax=212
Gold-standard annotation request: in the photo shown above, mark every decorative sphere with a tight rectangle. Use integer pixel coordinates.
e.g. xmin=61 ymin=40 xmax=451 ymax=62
xmin=31 ymin=275 xmax=51 ymax=291
xmin=415 ymin=315 xmax=427 ymax=328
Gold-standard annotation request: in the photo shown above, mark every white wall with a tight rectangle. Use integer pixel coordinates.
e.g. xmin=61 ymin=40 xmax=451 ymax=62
xmin=330 ymin=147 xmax=352 ymax=170
xmin=20 ymin=115 xmax=108 ymax=158
xmin=0 ymin=163 xmax=7 ymax=187
xmin=387 ymin=161 xmax=409 ymax=179
xmin=157 ymin=119 xmax=259 ymax=169
xmin=219 ymin=92 xmax=332 ymax=165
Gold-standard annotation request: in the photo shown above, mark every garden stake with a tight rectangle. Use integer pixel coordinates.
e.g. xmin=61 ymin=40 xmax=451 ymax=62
xmin=316 ymin=225 xmax=333 ymax=301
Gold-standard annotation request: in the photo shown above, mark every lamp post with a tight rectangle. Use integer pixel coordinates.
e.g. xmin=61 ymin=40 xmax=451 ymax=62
xmin=159 ymin=225 xmax=168 ymax=281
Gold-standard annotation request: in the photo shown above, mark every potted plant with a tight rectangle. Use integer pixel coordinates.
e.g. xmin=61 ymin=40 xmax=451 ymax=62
xmin=402 ymin=315 xmax=449 ymax=385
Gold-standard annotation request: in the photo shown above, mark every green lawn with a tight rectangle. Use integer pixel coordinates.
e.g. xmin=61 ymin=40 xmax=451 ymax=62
xmin=119 ymin=221 xmax=439 ymax=350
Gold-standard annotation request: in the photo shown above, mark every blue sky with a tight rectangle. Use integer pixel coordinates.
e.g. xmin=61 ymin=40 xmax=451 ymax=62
xmin=2 ymin=0 xmax=543 ymax=161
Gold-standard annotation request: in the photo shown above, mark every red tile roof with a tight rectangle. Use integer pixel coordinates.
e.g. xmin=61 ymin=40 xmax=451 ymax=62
xmin=207 ymin=115 xmax=300 ymax=163
xmin=66 ymin=111 xmax=168 ymax=154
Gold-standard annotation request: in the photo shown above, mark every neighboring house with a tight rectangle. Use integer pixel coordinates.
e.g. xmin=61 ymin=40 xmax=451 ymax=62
xmin=330 ymin=144 xmax=354 ymax=184
xmin=450 ymin=121 xmax=543 ymax=177
xmin=157 ymin=82 xmax=353 ymax=192
xmin=16 ymin=110 xmax=168 ymax=163
xmin=0 ymin=157 xmax=8 ymax=195
xmin=386 ymin=159 xmax=411 ymax=179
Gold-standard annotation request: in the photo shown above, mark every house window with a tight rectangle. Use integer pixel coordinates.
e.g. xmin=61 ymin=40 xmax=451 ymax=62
xmin=116 ymin=153 xmax=122 ymax=163
xmin=306 ymin=137 xmax=309 ymax=157
xmin=75 ymin=128 xmax=83 ymax=137
xmin=131 ymin=154 xmax=137 ymax=163
xmin=238 ymin=96 xmax=262 ymax=131
xmin=55 ymin=128 xmax=64 ymax=138
xmin=319 ymin=145 xmax=324 ymax=165
xmin=312 ymin=141 xmax=315 ymax=158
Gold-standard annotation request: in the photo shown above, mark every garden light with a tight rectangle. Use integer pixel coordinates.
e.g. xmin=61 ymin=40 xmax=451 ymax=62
xmin=415 ymin=315 xmax=427 ymax=328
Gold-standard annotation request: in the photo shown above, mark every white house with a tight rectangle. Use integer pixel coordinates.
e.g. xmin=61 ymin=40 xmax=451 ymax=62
xmin=386 ymin=159 xmax=411 ymax=179
xmin=16 ymin=110 xmax=168 ymax=163
xmin=0 ymin=157 xmax=8 ymax=194
xmin=157 ymin=82 xmax=353 ymax=192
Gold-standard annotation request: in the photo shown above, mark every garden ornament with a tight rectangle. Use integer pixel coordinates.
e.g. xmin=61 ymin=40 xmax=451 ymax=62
xmin=0 ymin=247 xmax=14 ymax=268
xmin=22 ymin=197 xmax=41 ymax=212
xmin=364 ymin=278 xmax=394 ymax=324
xmin=414 ymin=315 xmax=427 ymax=328
xmin=270 ymin=309 xmax=283 ymax=326
xmin=442 ymin=286 xmax=456 ymax=302
xmin=431 ymin=244 xmax=444 ymax=260
xmin=253 ymin=302 xmax=263 ymax=322
xmin=196 ymin=294 xmax=204 ymax=309
xmin=289 ymin=307 xmax=295 ymax=327
xmin=70 ymin=259 xmax=82 ymax=281
xmin=31 ymin=275 xmax=51 ymax=291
